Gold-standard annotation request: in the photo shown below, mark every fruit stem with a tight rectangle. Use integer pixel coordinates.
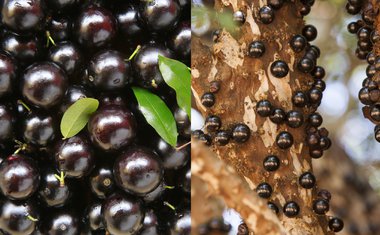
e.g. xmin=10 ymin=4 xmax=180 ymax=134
xmin=175 ymin=141 xmax=191 ymax=151
xmin=45 ymin=31 xmax=56 ymax=47
xmin=17 ymin=100 xmax=31 ymax=113
xmin=26 ymin=214 xmax=38 ymax=222
xmin=163 ymin=201 xmax=176 ymax=211
xmin=14 ymin=140 xmax=28 ymax=154
xmin=126 ymin=45 xmax=141 ymax=61
xmin=164 ymin=185 xmax=175 ymax=189
xmin=54 ymin=171 xmax=66 ymax=187
xmin=187 ymin=67 xmax=191 ymax=71
xmin=151 ymin=79 xmax=158 ymax=88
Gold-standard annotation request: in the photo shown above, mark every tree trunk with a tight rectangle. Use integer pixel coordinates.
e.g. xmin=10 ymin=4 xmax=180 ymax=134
xmin=192 ymin=1 xmax=334 ymax=234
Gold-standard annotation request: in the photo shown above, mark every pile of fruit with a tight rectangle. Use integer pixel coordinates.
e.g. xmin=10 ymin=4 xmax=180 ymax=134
xmin=0 ymin=0 xmax=190 ymax=234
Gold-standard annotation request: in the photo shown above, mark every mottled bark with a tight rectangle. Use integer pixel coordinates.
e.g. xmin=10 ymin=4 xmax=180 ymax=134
xmin=192 ymin=140 xmax=286 ymax=234
xmin=192 ymin=1 xmax=333 ymax=234
xmin=191 ymin=175 xmax=225 ymax=228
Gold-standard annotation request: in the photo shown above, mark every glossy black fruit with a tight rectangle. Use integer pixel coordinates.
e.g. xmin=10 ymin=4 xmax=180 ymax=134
xmin=59 ymin=85 xmax=93 ymax=113
xmin=169 ymin=22 xmax=191 ymax=59
xmin=292 ymin=91 xmax=307 ymax=107
xmin=48 ymin=17 xmax=71 ymax=42
xmin=90 ymin=164 xmax=115 ymax=199
xmin=302 ymin=25 xmax=317 ymax=41
xmin=114 ymin=146 xmax=163 ymax=195
xmin=199 ymin=133 xmax=212 ymax=145
xmin=0 ymin=154 xmax=40 ymax=200
xmin=171 ymin=211 xmax=191 ymax=235
xmin=276 ymin=131 xmax=293 ymax=149
xmin=297 ymin=57 xmax=315 ymax=73
xmin=88 ymin=106 xmax=137 ymax=152
xmin=308 ymin=88 xmax=323 ymax=104
xmin=287 ymin=110 xmax=303 ymax=128
xmin=283 ymin=201 xmax=300 ymax=218
xmin=116 ymin=5 xmax=144 ymax=39
xmin=22 ymin=113 xmax=56 ymax=146
xmin=0 ymin=105 xmax=14 ymax=141
xmin=88 ymin=50 xmax=132 ymax=90
xmin=174 ymin=107 xmax=191 ymax=138
xmin=55 ymin=135 xmax=95 ymax=178
xmin=139 ymin=209 xmax=159 ymax=235
xmin=308 ymin=112 xmax=323 ymax=127
xmin=179 ymin=167 xmax=191 ymax=194
xmin=154 ymin=138 xmax=189 ymax=170
xmin=248 ymin=41 xmax=265 ymax=58
xmin=215 ymin=130 xmax=231 ymax=146
xmin=299 ymin=172 xmax=316 ymax=189
xmin=263 ymin=155 xmax=280 ymax=171
xmin=38 ymin=169 xmax=71 ymax=207
xmin=267 ymin=202 xmax=279 ymax=214
xmin=256 ymin=100 xmax=272 ymax=117
xmin=75 ymin=5 xmax=116 ymax=48
xmin=232 ymin=123 xmax=250 ymax=143
xmin=258 ymin=6 xmax=274 ymax=24
xmin=22 ymin=62 xmax=68 ymax=109
xmin=0 ymin=199 xmax=39 ymax=235
xmin=140 ymin=0 xmax=180 ymax=31
xmin=271 ymin=60 xmax=289 ymax=78
xmin=205 ymin=115 xmax=221 ymax=132
xmin=133 ymin=44 xmax=174 ymax=89
xmin=290 ymin=35 xmax=307 ymax=52
xmin=317 ymin=189 xmax=331 ymax=202
xmin=102 ymin=192 xmax=144 ymax=235
xmin=256 ymin=182 xmax=272 ymax=198
xmin=143 ymin=181 xmax=166 ymax=203
xmin=233 ymin=10 xmax=245 ymax=25
xmin=49 ymin=42 xmax=82 ymax=76
xmin=312 ymin=199 xmax=329 ymax=215
xmin=347 ymin=21 xmax=360 ymax=34
xmin=0 ymin=52 xmax=16 ymax=98
xmin=1 ymin=32 xmax=42 ymax=66
xmin=269 ymin=108 xmax=286 ymax=124
xmin=45 ymin=211 xmax=80 ymax=235
xmin=200 ymin=92 xmax=215 ymax=107
xmin=1 ymin=0 xmax=44 ymax=32
xmin=86 ymin=202 xmax=104 ymax=231
xmin=328 ymin=217 xmax=344 ymax=232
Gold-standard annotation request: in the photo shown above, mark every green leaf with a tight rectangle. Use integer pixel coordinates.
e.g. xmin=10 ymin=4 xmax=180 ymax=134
xmin=60 ymin=98 xmax=99 ymax=139
xmin=158 ymin=55 xmax=191 ymax=118
xmin=132 ymin=87 xmax=178 ymax=146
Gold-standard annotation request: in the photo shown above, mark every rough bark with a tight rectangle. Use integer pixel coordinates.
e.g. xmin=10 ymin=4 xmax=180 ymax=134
xmin=192 ymin=1 xmax=333 ymax=234
xmin=191 ymin=174 xmax=225 ymax=228
xmin=192 ymin=140 xmax=287 ymax=235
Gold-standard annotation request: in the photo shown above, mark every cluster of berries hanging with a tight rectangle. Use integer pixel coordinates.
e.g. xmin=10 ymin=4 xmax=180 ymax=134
xmin=346 ymin=0 xmax=380 ymax=143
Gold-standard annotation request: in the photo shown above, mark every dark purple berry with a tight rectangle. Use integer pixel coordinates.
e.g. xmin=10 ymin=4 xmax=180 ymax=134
xmin=114 ymin=146 xmax=163 ymax=195
xmin=256 ymin=100 xmax=272 ymax=117
xmin=313 ymin=199 xmax=329 ymax=215
xmin=232 ymin=124 xmax=250 ymax=143
xmin=299 ymin=172 xmax=316 ymax=189
xmin=283 ymin=201 xmax=300 ymax=218
xmin=0 ymin=154 xmax=40 ymax=200
xmin=259 ymin=6 xmax=274 ymax=24
xmin=271 ymin=60 xmax=289 ymax=78
xmin=256 ymin=182 xmax=272 ymax=198
xmin=276 ymin=131 xmax=293 ymax=149
xmin=263 ymin=155 xmax=280 ymax=171
xmin=248 ymin=41 xmax=265 ymax=58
